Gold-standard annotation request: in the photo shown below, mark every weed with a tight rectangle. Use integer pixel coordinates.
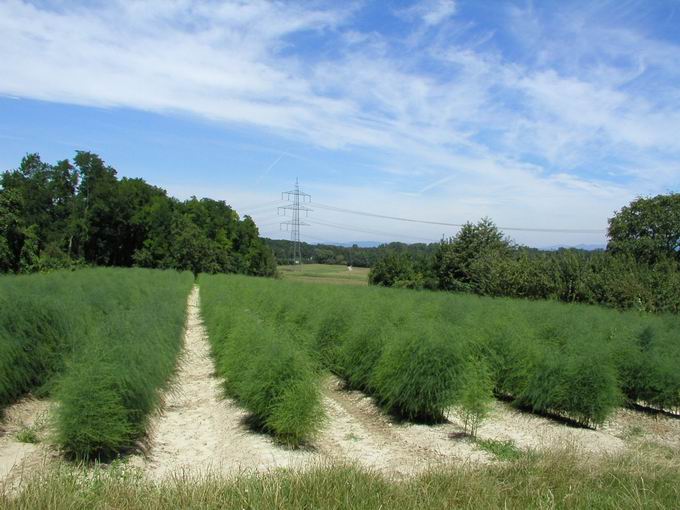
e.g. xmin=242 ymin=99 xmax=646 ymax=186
xmin=15 ymin=426 xmax=39 ymax=444
xmin=475 ymin=438 xmax=522 ymax=461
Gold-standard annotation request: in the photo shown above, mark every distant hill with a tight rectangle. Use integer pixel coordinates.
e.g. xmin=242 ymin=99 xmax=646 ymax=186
xmin=332 ymin=241 xmax=381 ymax=248
xmin=541 ymin=244 xmax=606 ymax=251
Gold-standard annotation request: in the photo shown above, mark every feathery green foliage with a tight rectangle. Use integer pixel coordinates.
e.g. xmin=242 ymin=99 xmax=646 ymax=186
xmin=0 ymin=268 xmax=193 ymax=458
xmin=458 ymin=359 xmax=494 ymax=436
xmin=200 ymin=275 xmax=325 ymax=447
xmin=371 ymin=321 xmax=463 ymax=421
xmin=196 ymin=274 xmax=680 ymax=428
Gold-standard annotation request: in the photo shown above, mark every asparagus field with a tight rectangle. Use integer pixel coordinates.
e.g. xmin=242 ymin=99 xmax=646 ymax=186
xmin=0 ymin=268 xmax=193 ymax=458
xmin=201 ymin=274 xmax=680 ymax=436
xmin=2 ymin=269 xmax=680 ymax=509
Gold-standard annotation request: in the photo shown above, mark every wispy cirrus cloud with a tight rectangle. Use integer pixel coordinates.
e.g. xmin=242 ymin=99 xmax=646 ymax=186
xmin=0 ymin=0 xmax=678 ymax=245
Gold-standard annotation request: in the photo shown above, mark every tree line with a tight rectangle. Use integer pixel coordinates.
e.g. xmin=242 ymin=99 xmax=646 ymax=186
xmin=369 ymin=194 xmax=680 ymax=313
xmin=265 ymin=238 xmax=436 ymax=267
xmin=0 ymin=152 xmax=276 ymax=277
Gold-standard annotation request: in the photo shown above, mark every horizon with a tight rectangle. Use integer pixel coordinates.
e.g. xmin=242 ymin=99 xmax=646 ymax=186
xmin=1 ymin=1 xmax=679 ymax=248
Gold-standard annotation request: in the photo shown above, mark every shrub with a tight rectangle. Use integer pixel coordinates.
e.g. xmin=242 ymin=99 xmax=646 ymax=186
xmin=0 ymin=292 xmax=74 ymax=409
xmin=0 ymin=268 xmax=193 ymax=458
xmin=200 ymin=275 xmax=325 ymax=447
xmin=54 ymin=270 xmax=192 ymax=459
xmin=335 ymin=313 xmax=387 ymax=393
xmin=196 ymin=271 xmax=679 ymax=430
xmin=457 ymin=359 xmax=494 ymax=437
xmin=371 ymin=321 xmax=463 ymax=422
xmin=312 ymin=304 xmax=352 ymax=370
xmin=519 ymin=343 xmax=621 ymax=427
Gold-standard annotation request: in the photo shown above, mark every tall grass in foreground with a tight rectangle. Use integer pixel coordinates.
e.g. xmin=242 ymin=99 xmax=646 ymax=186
xmin=201 ymin=275 xmax=680 ymax=427
xmin=200 ymin=274 xmax=324 ymax=446
xmin=2 ymin=448 xmax=679 ymax=509
xmin=0 ymin=268 xmax=193 ymax=458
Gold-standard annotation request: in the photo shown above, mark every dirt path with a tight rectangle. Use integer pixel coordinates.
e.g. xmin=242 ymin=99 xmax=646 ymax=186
xmin=317 ymin=377 xmax=488 ymax=474
xmin=0 ymin=398 xmax=53 ymax=491
xmin=142 ymin=285 xmax=320 ymax=479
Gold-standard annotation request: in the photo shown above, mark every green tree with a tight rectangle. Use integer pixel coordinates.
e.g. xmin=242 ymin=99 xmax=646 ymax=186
xmin=74 ymin=151 xmax=120 ymax=265
xmin=170 ymin=215 xmax=217 ymax=278
xmin=1 ymin=151 xmax=279 ymax=277
xmin=368 ymin=253 xmax=419 ymax=288
xmin=434 ymin=217 xmax=512 ymax=291
xmin=608 ymin=193 xmax=680 ymax=264
xmin=0 ymin=188 xmax=24 ymax=272
xmin=19 ymin=225 xmax=40 ymax=273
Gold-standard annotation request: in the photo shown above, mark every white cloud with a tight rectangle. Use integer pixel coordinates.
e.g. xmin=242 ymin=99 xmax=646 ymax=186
xmin=0 ymin=0 xmax=678 ymax=245
xmin=398 ymin=0 xmax=457 ymax=27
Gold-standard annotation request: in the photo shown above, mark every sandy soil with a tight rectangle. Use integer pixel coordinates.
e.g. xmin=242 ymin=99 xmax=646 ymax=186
xmin=142 ymin=285 xmax=320 ymax=479
xmin=0 ymin=398 xmax=53 ymax=491
xmin=317 ymin=377 xmax=489 ymax=474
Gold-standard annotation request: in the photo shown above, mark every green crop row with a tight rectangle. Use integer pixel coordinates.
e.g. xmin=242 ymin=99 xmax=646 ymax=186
xmin=0 ymin=268 xmax=193 ymax=458
xmin=200 ymin=274 xmax=325 ymax=446
xmin=201 ymin=275 xmax=680 ymax=428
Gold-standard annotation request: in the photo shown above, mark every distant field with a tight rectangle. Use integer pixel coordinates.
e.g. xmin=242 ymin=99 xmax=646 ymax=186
xmin=278 ymin=264 xmax=369 ymax=285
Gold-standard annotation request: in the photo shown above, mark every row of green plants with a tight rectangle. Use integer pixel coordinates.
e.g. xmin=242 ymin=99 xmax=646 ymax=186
xmin=0 ymin=268 xmax=193 ymax=458
xmin=204 ymin=275 xmax=680 ymax=430
xmin=200 ymin=275 xmax=325 ymax=446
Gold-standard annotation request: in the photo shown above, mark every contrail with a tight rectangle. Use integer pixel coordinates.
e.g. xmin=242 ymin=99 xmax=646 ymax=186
xmin=256 ymin=154 xmax=284 ymax=184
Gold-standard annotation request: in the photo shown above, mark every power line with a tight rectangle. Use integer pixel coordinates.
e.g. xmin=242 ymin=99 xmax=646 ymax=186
xmin=240 ymin=200 xmax=287 ymax=214
xmin=256 ymin=220 xmax=285 ymax=229
xmin=308 ymin=218 xmax=437 ymax=243
xmin=301 ymin=233 xmax=346 ymax=245
xmin=278 ymin=179 xmax=312 ymax=267
xmin=312 ymin=202 xmax=605 ymax=234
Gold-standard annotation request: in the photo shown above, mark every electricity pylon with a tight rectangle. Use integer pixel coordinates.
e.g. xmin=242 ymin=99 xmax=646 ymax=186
xmin=279 ymin=179 xmax=312 ymax=267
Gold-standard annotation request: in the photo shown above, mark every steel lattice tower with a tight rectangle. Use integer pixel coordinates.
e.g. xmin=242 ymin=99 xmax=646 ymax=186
xmin=279 ymin=179 xmax=312 ymax=267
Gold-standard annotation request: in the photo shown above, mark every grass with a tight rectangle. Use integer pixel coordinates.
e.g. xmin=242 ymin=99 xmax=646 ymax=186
xmin=2 ymin=448 xmax=679 ymax=509
xmin=278 ymin=264 xmax=369 ymax=285
xmin=475 ymin=438 xmax=523 ymax=461
xmin=0 ymin=268 xmax=193 ymax=459
xmin=15 ymin=426 xmax=40 ymax=444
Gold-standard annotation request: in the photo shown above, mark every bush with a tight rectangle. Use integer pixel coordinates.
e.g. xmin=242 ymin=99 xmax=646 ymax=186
xmin=335 ymin=312 xmax=387 ymax=393
xmin=0 ymin=295 xmax=74 ymax=408
xmin=371 ymin=321 xmax=464 ymax=422
xmin=519 ymin=344 xmax=621 ymax=427
xmin=55 ymin=271 xmax=192 ymax=459
xmin=196 ymin=271 xmax=679 ymax=430
xmin=0 ymin=268 xmax=193 ymax=458
xmin=200 ymin=275 xmax=325 ymax=447
xmin=457 ymin=359 xmax=494 ymax=437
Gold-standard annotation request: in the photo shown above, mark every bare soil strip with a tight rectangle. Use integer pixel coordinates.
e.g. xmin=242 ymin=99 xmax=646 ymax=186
xmin=318 ymin=377 xmax=488 ymax=474
xmin=0 ymin=398 xmax=53 ymax=491
xmin=142 ymin=285 xmax=320 ymax=479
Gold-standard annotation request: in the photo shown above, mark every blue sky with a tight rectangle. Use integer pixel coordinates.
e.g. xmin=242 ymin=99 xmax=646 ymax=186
xmin=1 ymin=0 xmax=679 ymax=247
